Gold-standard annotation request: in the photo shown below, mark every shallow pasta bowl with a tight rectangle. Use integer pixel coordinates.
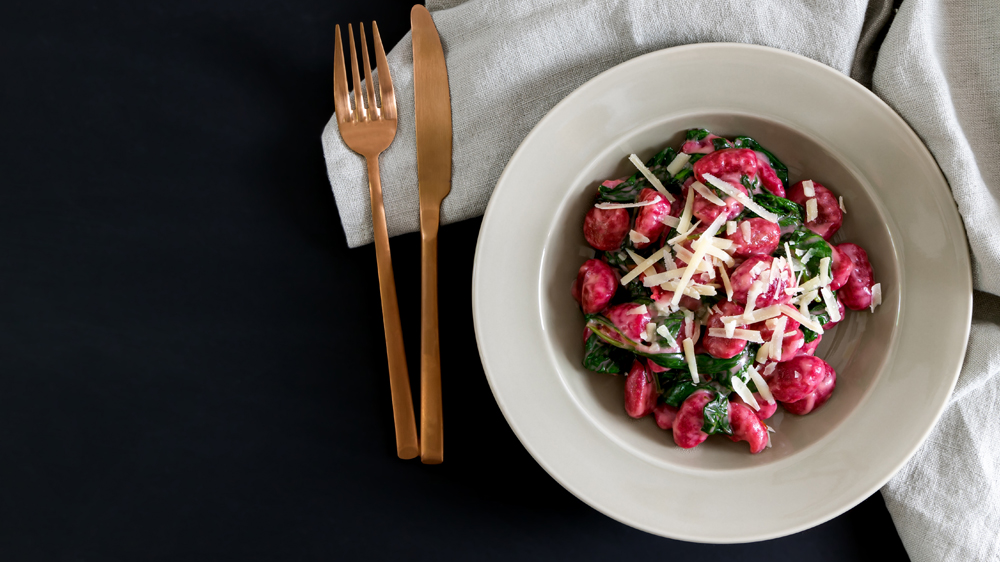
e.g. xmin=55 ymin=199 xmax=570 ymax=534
xmin=471 ymin=43 xmax=971 ymax=543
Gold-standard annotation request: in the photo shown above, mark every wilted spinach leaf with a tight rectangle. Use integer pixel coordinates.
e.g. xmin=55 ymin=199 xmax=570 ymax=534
xmin=672 ymin=153 xmax=703 ymax=183
xmin=597 ymin=147 xmax=682 ymax=202
xmin=800 ymin=300 xmax=833 ymax=343
xmin=686 ymin=128 xmax=711 ymax=141
xmin=660 ymin=380 xmax=702 ymax=407
xmin=742 ymin=193 xmax=804 ymax=228
xmin=582 ymin=333 xmax=635 ymax=374
xmin=653 ymin=311 xmax=685 ymax=347
xmin=701 ymin=391 xmax=733 ymax=435
xmin=712 ymin=137 xmax=734 ymax=150
xmin=781 ymin=228 xmax=833 ymax=279
xmin=638 ymin=350 xmax=745 ymax=373
xmin=596 ymin=175 xmax=644 ymax=203
xmin=603 ymin=249 xmax=631 ymax=272
xmin=733 ymin=136 xmax=789 ymax=189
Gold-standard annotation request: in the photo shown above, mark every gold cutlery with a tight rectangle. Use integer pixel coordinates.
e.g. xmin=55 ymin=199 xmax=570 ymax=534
xmin=412 ymin=5 xmax=452 ymax=465
xmin=333 ymin=22 xmax=419 ymax=459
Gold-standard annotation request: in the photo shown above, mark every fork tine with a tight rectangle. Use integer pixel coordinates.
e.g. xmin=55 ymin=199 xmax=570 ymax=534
xmin=347 ymin=24 xmax=367 ymax=121
xmin=372 ymin=22 xmax=396 ymax=121
xmin=333 ymin=25 xmax=352 ymax=123
xmin=358 ymin=23 xmax=379 ymax=120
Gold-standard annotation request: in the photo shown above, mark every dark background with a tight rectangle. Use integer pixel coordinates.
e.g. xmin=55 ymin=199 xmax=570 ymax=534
xmin=0 ymin=1 xmax=909 ymax=560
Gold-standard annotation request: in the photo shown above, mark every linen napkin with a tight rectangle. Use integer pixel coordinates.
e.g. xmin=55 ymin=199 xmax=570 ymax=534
xmin=322 ymin=1 xmax=1000 ymax=559
xmin=872 ymin=0 xmax=1000 ymax=559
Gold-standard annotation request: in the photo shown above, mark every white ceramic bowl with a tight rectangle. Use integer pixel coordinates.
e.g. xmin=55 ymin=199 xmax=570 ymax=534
xmin=472 ymin=44 xmax=971 ymax=543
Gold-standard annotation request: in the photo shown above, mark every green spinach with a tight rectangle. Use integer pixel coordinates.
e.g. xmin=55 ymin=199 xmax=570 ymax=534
xmin=800 ymin=300 xmax=833 ymax=343
xmin=686 ymin=128 xmax=711 ymax=141
xmin=741 ymin=193 xmax=804 ymax=228
xmin=732 ymin=136 xmax=789 ymax=189
xmin=781 ymin=228 xmax=833 ymax=279
xmin=597 ymin=146 xmax=682 ymax=202
xmin=701 ymin=391 xmax=733 ymax=435
xmin=582 ymin=333 xmax=635 ymax=374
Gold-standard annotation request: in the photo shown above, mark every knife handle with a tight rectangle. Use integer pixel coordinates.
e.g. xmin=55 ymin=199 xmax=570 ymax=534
xmin=420 ymin=206 xmax=443 ymax=464
xmin=366 ymin=155 xmax=420 ymax=460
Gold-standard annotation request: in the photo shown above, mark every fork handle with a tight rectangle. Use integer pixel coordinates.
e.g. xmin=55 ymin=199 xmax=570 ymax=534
xmin=366 ymin=155 xmax=420 ymax=459
xmin=420 ymin=204 xmax=443 ymax=464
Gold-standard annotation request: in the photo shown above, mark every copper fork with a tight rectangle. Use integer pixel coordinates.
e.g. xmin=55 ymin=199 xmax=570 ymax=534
xmin=333 ymin=22 xmax=419 ymax=459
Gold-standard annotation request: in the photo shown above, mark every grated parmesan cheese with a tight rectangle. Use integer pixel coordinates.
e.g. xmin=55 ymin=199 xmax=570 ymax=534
xmin=802 ymin=180 xmax=815 ymax=197
xmin=691 ymin=181 xmax=726 ymax=206
xmin=626 ymin=248 xmax=656 ymax=278
xmin=722 ymin=304 xmax=779 ymax=326
xmin=821 ymin=286 xmax=842 ymax=322
xmin=656 ymin=324 xmax=678 ymax=349
xmin=839 ymin=196 xmax=847 ymax=214
xmin=780 ymin=304 xmax=824 ymax=334
xmin=628 ymin=153 xmax=675 ymax=202
xmin=595 ymin=200 xmax=655 ymax=210
xmin=749 ymin=366 xmax=775 ymax=403
xmin=740 ymin=220 xmax=752 ymax=242
xmin=710 ymin=237 xmax=734 ymax=250
xmin=642 ymin=268 xmax=684 ymax=286
xmin=806 ymin=198 xmax=818 ymax=222
xmin=726 ymin=221 xmax=737 ymax=236
xmin=672 ymin=247 xmax=713 ymax=272
xmin=723 ymin=318 xmax=737 ymax=338
xmin=756 ymin=342 xmax=771 ymax=364
xmin=818 ymin=256 xmax=831 ymax=286
xmin=743 ymin=279 xmax=765 ymax=321
xmin=667 ymin=220 xmax=701 ymax=245
xmin=665 ymin=152 xmax=692 ymax=176
xmin=676 ymin=186 xmax=695 ymax=233
xmin=629 ymin=229 xmax=650 ymax=245
xmin=661 ymin=214 xmax=680 ymax=228
xmin=798 ymin=289 xmax=818 ymax=316
xmin=683 ymin=338 xmax=699 ymax=383
xmin=627 ymin=304 xmax=648 ymax=315
xmin=662 ymin=248 xmax=674 ymax=273
xmin=700 ymin=241 xmax=736 ymax=267
xmin=732 ymin=376 xmax=760 ymax=410
xmin=619 ymin=248 xmax=666 ymax=285
xmin=703 ymin=173 xmax=779 ymax=223
xmin=719 ymin=263 xmax=734 ymax=300
xmin=870 ymin=283 xmax=882 ymax=313
xmin=658 ymin=279 xmax=715 ymax=298
xmin=670 ymin=213 xmax=729 ymax=306
xmin=708 ymin=327 xmax=764 ymax=343
xmin=769 ymin=316 xmax=788 ymax=361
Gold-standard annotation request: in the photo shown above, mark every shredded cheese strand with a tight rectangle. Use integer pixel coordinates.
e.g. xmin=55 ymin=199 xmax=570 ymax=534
xmin=619 ymin=248 xmax=666 ymax=285
xmin=665 ymin=152 xmax=691 ymax=176
xmin=749 ymin=366 xmax=775 ymax=404
xmin=732 ymin=376 xmax=761 ymax=410
xmin=703 ymin=173 xmax=779 ymax=223
xmin=682 ymin=338 xmax=699 ymax=383
xmin=595 ymin=200 xmax=655 ymax=210
xmin=676 ymin=186 xmax=695 ymax=233
xmin=628 ymin=153 xmax=676 ymax=202
xmin=670 ymin=213 xmax=728 ymax=306
xmin=691 ymin=181 xmax=726 ymax=206
xmin=707 ymin=328 xmax=764 ymax=343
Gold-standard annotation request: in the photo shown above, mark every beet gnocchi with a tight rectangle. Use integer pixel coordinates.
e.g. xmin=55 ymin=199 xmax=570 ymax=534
xmin=573 ymin=129 xmax=882 ymax=454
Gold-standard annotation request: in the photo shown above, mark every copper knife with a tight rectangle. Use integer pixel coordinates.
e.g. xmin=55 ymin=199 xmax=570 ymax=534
xmin=412 ymin=4 xmax=452 ymax=465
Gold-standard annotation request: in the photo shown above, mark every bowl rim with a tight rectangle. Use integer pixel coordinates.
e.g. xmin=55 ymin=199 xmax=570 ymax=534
xmin=472 ymin=42 xmax=972 ymax=543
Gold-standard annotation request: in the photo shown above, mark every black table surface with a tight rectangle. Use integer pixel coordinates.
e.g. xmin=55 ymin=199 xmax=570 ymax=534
xmin=1 ymin=1 xmax=911 ymax=560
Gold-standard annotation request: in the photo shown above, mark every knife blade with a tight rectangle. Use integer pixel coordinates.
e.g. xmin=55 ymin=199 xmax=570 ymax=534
xmin=412 ymin=4 xmax=451 ymax=465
